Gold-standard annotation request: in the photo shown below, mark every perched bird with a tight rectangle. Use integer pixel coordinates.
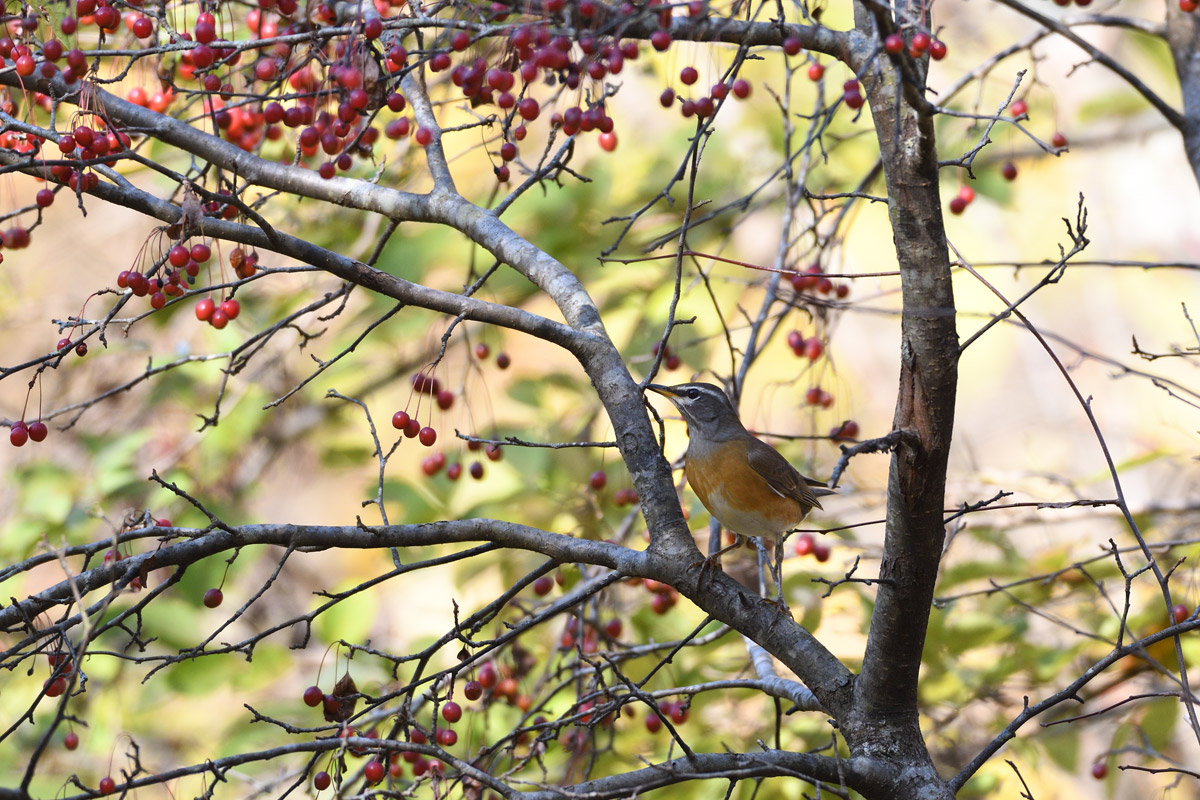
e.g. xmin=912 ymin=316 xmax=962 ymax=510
xmin=647 ymin=382 xmax=834 ymax=595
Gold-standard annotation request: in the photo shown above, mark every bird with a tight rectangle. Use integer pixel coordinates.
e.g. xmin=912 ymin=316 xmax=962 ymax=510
xmin=646 ymin=382 xmax=834 ymax=599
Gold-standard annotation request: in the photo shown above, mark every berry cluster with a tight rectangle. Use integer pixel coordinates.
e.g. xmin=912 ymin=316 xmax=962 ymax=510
xmin=882 ymin=31 xmax=947 ymax=61
xmin=793 ymin=531 xmax=831 ymax=562
xmin=789 ymin=263 xmax=850 ymax=299
xmin=787 ymin=330 xmax=825 ymax=362
xmin=643 ymin=698 xmax=689 ymax=732
xmin=9 ymin=419 xmax=49 ymax=447
xmin=394 ymin=365 xmax=515 ymax=482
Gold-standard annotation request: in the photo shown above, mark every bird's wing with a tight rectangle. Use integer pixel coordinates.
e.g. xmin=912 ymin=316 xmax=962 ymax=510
xmin=746 ymin=439 xmax=824 ymax=510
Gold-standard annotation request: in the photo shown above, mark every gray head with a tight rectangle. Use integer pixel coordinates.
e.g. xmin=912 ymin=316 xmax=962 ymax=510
xmin=646 ymin=382 xmax=744 ymax=439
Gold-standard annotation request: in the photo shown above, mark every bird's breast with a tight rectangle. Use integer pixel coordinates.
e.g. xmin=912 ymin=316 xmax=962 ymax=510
xmin=684 ymin=442 xmax=809 ymax=539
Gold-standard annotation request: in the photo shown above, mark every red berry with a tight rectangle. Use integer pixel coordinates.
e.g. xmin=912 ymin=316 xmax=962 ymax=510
xmin=1001 ymin=161 xmax=1018 ymax=181
xmin=831 ymin=420 xmax=860 ymax=440
xmin=210 ymin=308 xmax=229 ymax=329
xmin=731 ymin=78 xmax=751 ymax=98
xmin=645 ymin=713 xmax=663 ymax=732
xmin=419 ymin=426 xmax=437 ymax=446
xmin=1010 ymin=99 xmax=1028 ymax=118
xmin=533 ymin=576 xmax=554 ymax=595
xmin=436 ymin=389 xmax=454 ymax=410
xmin=650 ymin=30 xmax=671 ymax=51
xmin=27 ymin=420 xmax=47 ymax=442
xmin=44 ymin=676 xmax=68 ymax=696
xmin=203 ymin=588 xmax=223 ymax=608
xmin=64 ymin=731 xmax=79 ymax=750
xmin=929 ymin=40 xmax=947 ymax=60
xmin=441 ymin=700 xmax=462 ymax=723
xmin=805 ymin=387 xmax=822 ymax=406
xmin=948 ymin=196 xmax=967 ymax=215
xmin=303 ymin=685 xmax=323 ymax=706
xmin=958 ymin=185 xmax=976 ymax=204
xmin=195 ymin=298 xmax=215 ymax=321
xmin=478 ymin=662 xmax=498 ymax=689
xmin=75 ymin=342 xmax=88 ymax=357
xmin=1173 ymin=603 xmax=1190 ymax=624
xmin=518 ymin=98 xmax=539 ymax=120
xmin=795 ymin=532 xmax=815 ymax=556
xmin=415 ymin=126 xmax=433 ymax=146
xmin=463 ymin=680 xmax=483 ymax=700
xmin=1183 ymin=0 xmax=1199 ymax=9
xmin=1091 ymin=762 xmax=1108 ymax=779
xmin=1051 ymin=131 xmax=1068 ymax=149
xmin=807 ymin=62 xmax=825 ymax=81
xmin=495 ymin=352 xmax=511 ymax=369
xmin=364 ymin=760 xmax=385 ymax=784
xmin=436 ymin=727 xmax=458 ymax=746
xmin=363 ymin=17 xmax=383 ymax=39
xmin=804 ymin=337 xmax=824 ymax=361
xmin=883 ymin=33 xmax=904 ymax=54
xmin=605 ymin=618 xmax=623 ymax=638
xmin=10 ymin=424 xmax=28 ymax=447
xmin=589 ymin=470 xmax=607 ymax=490
xmin=392 ymin=411 xmax=410 ymax=430
xmin=474 ymin=343 xmax=490 ymax=359
xmin=680 ymin=66 xmax=698 ymax=85
xmin=99 ymin=777 xmax=116 ymax=796
xmin=404 ymin=418 xmax=421 ymax=438
xmin=168 ymin=243 xmax=191 ymax=267
xmin=220 ymin=299 xmax=240 ymax=320
xmin=128 ymin=272 xmax=150 ymax=296
xmin=598 ymin=131 xmax=618 ymax=152
xmin=313 ymin=771 xmax=331 ymax=790
xmin=910 ymin=31 xmax=930 ymax=52
xmin=813 ymin=541 xmax=831 ymax=562
xmin=783 ymin=36 xmax=802 ymax=56
xmin=36 ymin=188 xmax=54 ymax=207
xmin=411 ymin=373 xmax=439 ymax=396
xmin=469 ymin=461 xmax=485 ymax=480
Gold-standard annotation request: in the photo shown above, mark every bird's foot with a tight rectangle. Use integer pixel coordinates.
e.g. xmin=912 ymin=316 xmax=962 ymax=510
xmin=686 ymin=553 xmax=725 ymax=583
xmin=760 ymin=595 xmax=794 ymax=630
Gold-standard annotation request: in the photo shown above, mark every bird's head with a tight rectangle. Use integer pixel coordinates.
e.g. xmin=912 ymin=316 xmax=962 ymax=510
xmin=646 ymin=382 xmax=741 ymax=438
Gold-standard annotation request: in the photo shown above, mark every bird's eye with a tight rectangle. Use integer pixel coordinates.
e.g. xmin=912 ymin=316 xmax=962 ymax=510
xmin=686 ymin=388 xmax=700 ymax=399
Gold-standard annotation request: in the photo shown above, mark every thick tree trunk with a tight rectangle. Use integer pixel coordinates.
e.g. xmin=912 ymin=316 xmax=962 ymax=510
xmin=838 ymin=9 xmax=959 ymax=798
xmin=1165 ymin=11 xmax=1200 ymax=186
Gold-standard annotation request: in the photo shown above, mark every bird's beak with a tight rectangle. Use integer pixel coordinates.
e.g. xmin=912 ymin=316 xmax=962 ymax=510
xmin=645 ymin=384 xmax=677 ymax=398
